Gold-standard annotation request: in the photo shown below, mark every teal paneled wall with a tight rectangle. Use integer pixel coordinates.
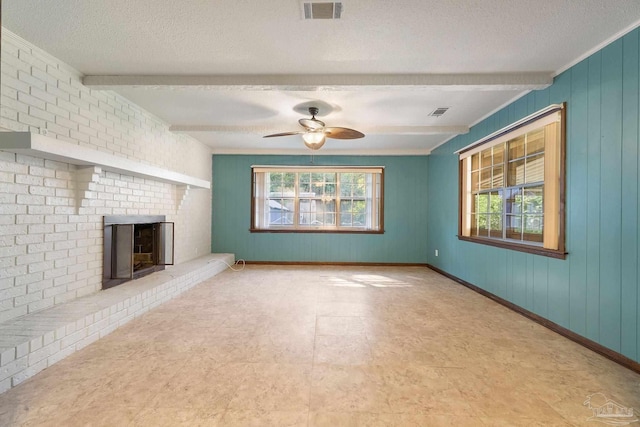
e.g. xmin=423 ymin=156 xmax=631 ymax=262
xmin=212 ymin=155 xmax=429 ymax=264
xmin=427 ymin=29 xmax=640 ymax=363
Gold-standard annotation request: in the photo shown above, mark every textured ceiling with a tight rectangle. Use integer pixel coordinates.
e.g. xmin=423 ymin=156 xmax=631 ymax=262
xmin=4 ymin=1 xmax=640 ymax=154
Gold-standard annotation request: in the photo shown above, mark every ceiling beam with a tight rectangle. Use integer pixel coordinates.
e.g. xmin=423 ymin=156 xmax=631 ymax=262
xmin=170 ymin=125 xmax=469 ymax=135
xmin=83 ymin=73 xmax=552 ymax=91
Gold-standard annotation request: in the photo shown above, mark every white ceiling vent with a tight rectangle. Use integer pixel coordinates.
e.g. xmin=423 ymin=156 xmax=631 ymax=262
xmin=302 ymin=2 xmax=343 ymax=19
xmin=429 ymin=107 xmax=450 ymax=117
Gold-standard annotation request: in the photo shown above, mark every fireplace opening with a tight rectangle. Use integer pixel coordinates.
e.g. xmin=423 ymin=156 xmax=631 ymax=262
xmin=103 ymin=215 xmax=174 ymax=289
xmin=134 ymin=223 xmax=155 ymax=273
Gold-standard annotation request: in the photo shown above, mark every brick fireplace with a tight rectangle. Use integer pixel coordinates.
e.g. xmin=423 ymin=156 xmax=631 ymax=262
xmin=103 ymin=215 xmax=174 ymax=289
xmin=0 ymin=29 xmax=213 ymax=324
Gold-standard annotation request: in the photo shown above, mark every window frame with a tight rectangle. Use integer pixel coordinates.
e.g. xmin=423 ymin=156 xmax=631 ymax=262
xmin=457 ymin=104 xmax=567 ymax=259
xmin=250 ymin=166 xmax=385 ymax=234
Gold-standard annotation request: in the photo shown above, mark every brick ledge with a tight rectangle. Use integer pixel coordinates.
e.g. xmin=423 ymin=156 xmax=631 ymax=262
xmin=0 ymin=253 xmax=234 ymax=393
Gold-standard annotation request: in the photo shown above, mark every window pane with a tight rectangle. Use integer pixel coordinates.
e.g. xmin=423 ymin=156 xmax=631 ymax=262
xmin=525 ymin=153 xmax=544 ymax=183
xmin=506 ymin=188 xmax=521 ymax=214
xmin=489 ymin=214 xmax=503 ymax=238
xmin=508 ymin=135 xmax=526 ymax=160
xmin=269 ymin=198 xmax=294 ymax=225
xmin=477 ymin=214 xmax=489 ymax=236
xmin=353 ymin=200 xmax=366 ymax=212
xmin=471 ymin=153 xmax=479 ymax=171
xmin=524 ymin=215 xmax=543 ymax=241
xmin=269 ymin=173 xmax=282 ymax=193
xmin=489 ymin=191 xmax=502 ymax=214
xmin=341 ymin=173 xmax=355 ymax=184
xmin=322 ymin=173 xmax=336 ymax=196
xmin=298 ymin=212 xmax=312 ymax=227
xmin=305 ymin=198 xmax=328 ymax=224
xmin=298 ymin=198 xmax=316 ymax=226
xmin=475 ymin=193 xmax=489 ymax=214
xmin=299 ymin=173 xmax=311 ymax=193
xmin=508 ymin=158 xmax=525 ymax=186
xmin=492 ymin=165 xmax=504 ymax=188
xmin=493 ymin=144 xmax=504 ymax=165
xmin=320 ymin=213 xmax=336 ymax=226
xmin=523 ymin=186 xmax=543 ymax=214
xmin=506 ymin=214 xmax=522 ymax=240
xmin=340 ymin=173 xmax=363 ymax=197
xmin=481 ymin=149 xmax=493 ymax=168
xmin=270 ymin=172 xmax=295 ymax=195
xmin=526 ymin=129 xmax=545 ymax=155
xmin=471 ymin=171 xmax=479 ymax=192
xmin=312 ymin=200 xmax=336 ymax=226
xmin=471 ymin=213 xmax=478 ymax=235
xmin=480 ymin=168 xmax=492 ymax=190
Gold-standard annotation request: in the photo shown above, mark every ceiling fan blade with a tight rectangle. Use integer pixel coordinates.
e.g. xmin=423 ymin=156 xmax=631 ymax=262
xmin=299 ymin=118 xmax=325 ymax=130
xmin=324 ymin=127 xmax=365 ymax=139
xmin=263 ymin=131 xmax=304 ymax=138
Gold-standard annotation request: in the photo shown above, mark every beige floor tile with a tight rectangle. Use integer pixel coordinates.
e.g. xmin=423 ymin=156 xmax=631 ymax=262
xmin=309 ymin=365 xmax=393 ymax=413
xmin=250 ymin=333 xmax=315 ymax=364
xmin=358 ymin=412 xmax=488 ymax=426
xmin=131 ymin=406 xmax=224 ymax=426
xmin=227 ymin=363 xmax=312 ymax=412
xmin=313 ymin=335 xmax=373 ymax=365
xmin=220 ymin=410 xmax=308 ymax=426
xmin=316 ymin=316 xmax=366 ymax=336
xmin=308 ymin=411 xmax=359 ymax=427
xmin=57 ymin=405 xmax=141 ymax=427
xmin=478 ymin=416 xmax=573 ymax=426
xmin=149 ymin=362 xmax=248 ymax=410
xmin=0 ymin=265 xmax=638 ymax=426
xmin=368 ymin=335 xmax=468 ymax=367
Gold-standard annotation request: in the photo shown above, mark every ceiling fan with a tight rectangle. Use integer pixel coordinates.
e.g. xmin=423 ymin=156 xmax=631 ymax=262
xmin=263 ymin=107 xmax=365 ymax=150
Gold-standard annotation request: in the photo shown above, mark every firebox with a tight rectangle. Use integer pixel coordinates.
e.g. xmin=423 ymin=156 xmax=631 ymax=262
xmin=103 ymin=215 xmax=174 ymax=289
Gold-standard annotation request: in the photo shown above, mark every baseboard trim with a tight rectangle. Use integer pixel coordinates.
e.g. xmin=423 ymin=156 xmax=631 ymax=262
xmin=244 ymin=261 xmax=429 ymax=267
xmin=427 ymin=264 xmax=640 ymax=375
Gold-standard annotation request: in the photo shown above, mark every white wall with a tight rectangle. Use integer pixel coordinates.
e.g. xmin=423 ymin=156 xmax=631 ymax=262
xmin=0 ymin=29 xmax=213 ymax=323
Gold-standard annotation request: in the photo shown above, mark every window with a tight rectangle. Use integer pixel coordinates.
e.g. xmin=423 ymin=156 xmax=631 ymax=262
xmin=458 ymin=104 xmax=566 ymax=258
xmin=251 ymin=166 xmax=384 ymax=233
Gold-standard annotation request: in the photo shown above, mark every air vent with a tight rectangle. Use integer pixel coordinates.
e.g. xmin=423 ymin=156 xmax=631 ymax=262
xmin=429 ymin=107 xmax=450 ymax=117
xmin=302 ymin=2 xmax=343 ymax=19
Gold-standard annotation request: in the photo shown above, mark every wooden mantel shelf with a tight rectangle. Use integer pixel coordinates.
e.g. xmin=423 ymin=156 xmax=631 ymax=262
xmin=0 ymin=132 xmax=211 ymax=190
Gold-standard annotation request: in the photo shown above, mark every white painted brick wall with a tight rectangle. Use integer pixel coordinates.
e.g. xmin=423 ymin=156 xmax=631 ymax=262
xmin=0 ymin=30 xmax=212 ymax=323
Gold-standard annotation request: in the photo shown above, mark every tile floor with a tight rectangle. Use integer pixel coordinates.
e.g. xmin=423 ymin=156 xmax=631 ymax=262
xmin=0 ymin=265 xmax=638 ymax=426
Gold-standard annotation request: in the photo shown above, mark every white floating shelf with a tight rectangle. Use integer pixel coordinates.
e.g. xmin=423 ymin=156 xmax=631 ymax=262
xmin=0 ymin=132 xmax=210 ymax=190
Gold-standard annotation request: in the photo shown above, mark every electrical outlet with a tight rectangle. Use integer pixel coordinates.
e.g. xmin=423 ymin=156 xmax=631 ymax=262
xmin=435 ymin=249 xmax=439 ymax=257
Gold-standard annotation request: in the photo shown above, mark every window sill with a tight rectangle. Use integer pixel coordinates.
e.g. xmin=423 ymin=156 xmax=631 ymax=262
xmin=457 ymin=235 xmax=567 ymax=259
xmin=250 ymin=228 xmax=384 ymax=234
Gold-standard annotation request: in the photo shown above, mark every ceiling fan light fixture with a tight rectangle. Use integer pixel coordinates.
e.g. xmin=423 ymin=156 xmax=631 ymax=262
xmin=302 ymin=131 xmax=326 ymax=150
xmin=263 ymin=106 xmax=363 ymax=149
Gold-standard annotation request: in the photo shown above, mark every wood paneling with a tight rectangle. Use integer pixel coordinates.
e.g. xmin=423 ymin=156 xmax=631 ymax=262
xmin=428 ymin=28 xmax=640 ymax=363
xmin=212 ymin=155 xmax=429 ymax=264
xmin=600 ymin=39 xmax=624 ymax=352
xmin=621 ymin=29 xmax=639 ymax=363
